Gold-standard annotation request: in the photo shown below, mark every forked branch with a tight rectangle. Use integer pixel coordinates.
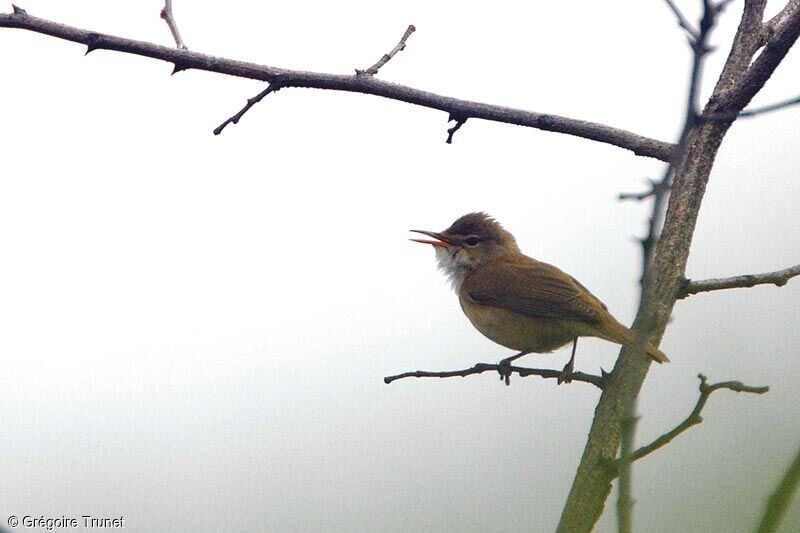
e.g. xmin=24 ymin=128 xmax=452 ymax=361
xmin=613 ymin=374 xmax=768 ymax=476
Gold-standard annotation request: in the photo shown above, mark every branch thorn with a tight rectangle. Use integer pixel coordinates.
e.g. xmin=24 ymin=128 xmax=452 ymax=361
xmin=85 ymin=32 xmax=101 ymax=55
xmin=446 ymin=113 xmax=467 ymax=144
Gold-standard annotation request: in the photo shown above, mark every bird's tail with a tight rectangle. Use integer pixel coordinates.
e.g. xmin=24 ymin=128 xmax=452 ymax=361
xmin=598 ymin=320 xmax=670 ymax=364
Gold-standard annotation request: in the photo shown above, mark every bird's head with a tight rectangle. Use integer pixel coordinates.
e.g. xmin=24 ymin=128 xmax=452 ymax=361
xmin=410 ymin=212 xmax=520 ymax=289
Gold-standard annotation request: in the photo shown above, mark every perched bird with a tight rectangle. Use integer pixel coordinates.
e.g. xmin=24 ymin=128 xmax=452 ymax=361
xmin=411 ymin=212 xmax=668 ymax=382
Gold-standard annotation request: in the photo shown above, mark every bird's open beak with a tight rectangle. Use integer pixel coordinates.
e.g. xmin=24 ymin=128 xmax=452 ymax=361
xmin=409 ymin=229 xmax=452 ymax=248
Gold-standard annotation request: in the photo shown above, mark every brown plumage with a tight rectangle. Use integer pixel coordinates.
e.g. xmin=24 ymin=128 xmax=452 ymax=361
xmin=411 ymin=212 xmax=669 ymax=369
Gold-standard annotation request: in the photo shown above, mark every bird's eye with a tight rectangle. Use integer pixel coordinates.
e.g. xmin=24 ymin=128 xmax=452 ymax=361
xmin=464 ymin=236 xmax=481 ymax=247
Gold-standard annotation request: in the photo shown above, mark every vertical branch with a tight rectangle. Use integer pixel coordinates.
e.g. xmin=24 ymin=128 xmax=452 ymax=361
xmin=617 ymin=1 xmax=724 ymax=529
xmin=557 ymin=0 xmax=797 ymax=531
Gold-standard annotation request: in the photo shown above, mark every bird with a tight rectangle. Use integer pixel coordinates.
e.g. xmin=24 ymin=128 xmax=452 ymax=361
xmin=410 ymin=212 xmax=669 ymax=383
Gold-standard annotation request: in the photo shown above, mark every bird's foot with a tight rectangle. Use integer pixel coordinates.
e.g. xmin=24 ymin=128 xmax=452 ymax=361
xmin=558 ymin=359 xmax=575 ymax=385
xmin=498 ymin=357 xmax=514 ymax=386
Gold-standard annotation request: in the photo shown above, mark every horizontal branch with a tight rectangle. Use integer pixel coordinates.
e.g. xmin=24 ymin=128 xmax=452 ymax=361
xmin=678 ymin=263 xmax=800 ymax=299
xmin=384 ymin=362 xmax=605 ymax=388
xmin=613 ymin=374 xmax=768 ymax=476
xmin=0 ymin=6 xmax=676 ymax=160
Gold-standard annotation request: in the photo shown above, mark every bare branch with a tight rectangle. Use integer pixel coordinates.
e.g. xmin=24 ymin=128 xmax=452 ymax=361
xmin=160 ymin=0 xmax=187 ymax=50
xmin=356 ymin=24 xmax=415 ymax=76
xmin=383 ymin=362 xmax=605 ymax=388
xmin=740 ymin=94 xmax=800 ymax=116
xmin=0 ymin=7 xmax=675 ymax=160
xmin=757 ymin=442 xmax=800 ymax=533
xmin=664 ymin=0 xmax=700 ymax=41
xmin=213 ymin=82 xmax=283 ymax=135
xmin=678 ymin=263 xmax=800 ymax=299
xmin=612 ymin=374 xmax=768 ymax=475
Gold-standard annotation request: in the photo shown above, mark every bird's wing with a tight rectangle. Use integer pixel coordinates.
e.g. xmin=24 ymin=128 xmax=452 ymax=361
xmin=463 ymin=260 xmax=603 ymax=323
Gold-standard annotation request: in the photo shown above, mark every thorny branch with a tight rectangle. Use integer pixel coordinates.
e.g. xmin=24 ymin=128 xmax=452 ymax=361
xmin=356 ymin=24 xmax=416 ymax=76
xmin=160 ymin=0 xmax=186 ymax=50
xmin=678 ymin=263 xmax=800 ymax=298
xmin=0 ymin=6 xmax=675 ymax=160
xmin=612 ymin=374 xmax=769 ymax=475
xmin=384 ymin=362 xmax=605 ymax=389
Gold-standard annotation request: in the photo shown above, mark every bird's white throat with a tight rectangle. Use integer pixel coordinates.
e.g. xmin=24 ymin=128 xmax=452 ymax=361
xmin=434 ymin=246 xmax=475 ymax=292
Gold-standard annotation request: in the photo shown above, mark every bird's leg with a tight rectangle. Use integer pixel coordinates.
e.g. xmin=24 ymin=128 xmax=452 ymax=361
xmin=558 ymin=339 xmax=578 ymax=384
xmin=498 ymin=351 xmax=529 ymax=386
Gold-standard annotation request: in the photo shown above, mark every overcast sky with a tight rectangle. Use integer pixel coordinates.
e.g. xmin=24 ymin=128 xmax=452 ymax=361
xmin=1 ymin=1 xmax=799 ymax=532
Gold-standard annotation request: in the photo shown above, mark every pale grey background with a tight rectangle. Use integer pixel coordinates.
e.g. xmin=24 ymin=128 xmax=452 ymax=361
xmin=1 ymin=1 xmax=798 ymax=532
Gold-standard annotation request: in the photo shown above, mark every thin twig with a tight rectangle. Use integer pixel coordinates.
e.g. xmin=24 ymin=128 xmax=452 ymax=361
xmin=741 ymin=95 xmax=800 ymax=115
xmin=0 ymin=7 xmax=676 ymax=160
xmin=384 ymin=362 xmax=605 ymax=388
xmin=757 ymin=442 xmax=800 ymax=533
xmin=213 ymin=82 xmax=282 ymax=135
xmin=618 ymin=178 xmax=669 ymax=201
xmin=713 ymin=0 xmax=736 ymax=14
xmin=705 ymin=94 xmax=800 ymax=121
xmin=611 ymin=374 xmax=768 ymax=476
xmin=160 ymin=0 xmax=187 ymax=50
xmin=356 ymin=24 xmax=415 ymax=76
xmin=664 ymin=0 xmax=700 ymax=41
xmin=678 ymin=263 xmax=800 ymax=299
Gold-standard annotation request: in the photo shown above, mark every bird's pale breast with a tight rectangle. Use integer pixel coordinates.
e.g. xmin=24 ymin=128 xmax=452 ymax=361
xmin=458 ymin=293 xmax=589 ymax=353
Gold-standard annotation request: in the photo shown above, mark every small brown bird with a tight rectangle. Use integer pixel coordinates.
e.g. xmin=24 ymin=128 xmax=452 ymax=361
xmin=411 ymin=212 xmax=668 ymax=382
